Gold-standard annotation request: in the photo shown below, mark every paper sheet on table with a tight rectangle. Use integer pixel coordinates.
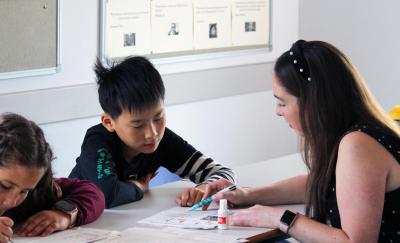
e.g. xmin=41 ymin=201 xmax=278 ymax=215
xmin=12 ymin=227 xmax=119 ymax=243
xmin=138 ymin=206 xmax=218 ymax=229
xmin=97 ymin=227 xmax=241 ymax=243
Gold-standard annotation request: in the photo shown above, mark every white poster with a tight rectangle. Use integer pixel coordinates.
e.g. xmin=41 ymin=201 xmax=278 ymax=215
xmin=232 ymin=0 xmax=270 ymax=46
xmin=193 ymin=0 xmax=231 ymax=50
xmin=106 ymin=0 xmax=151 ymax=58
xmin=151 ymin=0 xmax=193 ymax=53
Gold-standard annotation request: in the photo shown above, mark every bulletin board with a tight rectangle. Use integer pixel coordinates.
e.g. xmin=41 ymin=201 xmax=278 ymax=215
xmin=0 ymin=0 xmax=61 ymax=80
xmin=99 ymin=0 xmax=272 ymax=69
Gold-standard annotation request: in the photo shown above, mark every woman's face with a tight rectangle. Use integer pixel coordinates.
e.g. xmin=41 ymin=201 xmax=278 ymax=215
xmin=0 ymin=164 xmax=45 ymax=214
xmin=272 ymin=73 xmax=302 ymax=133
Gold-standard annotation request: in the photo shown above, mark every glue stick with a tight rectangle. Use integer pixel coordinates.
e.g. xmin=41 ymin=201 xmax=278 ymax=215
xmin=218 ymin=199 xmax=229 ymax=229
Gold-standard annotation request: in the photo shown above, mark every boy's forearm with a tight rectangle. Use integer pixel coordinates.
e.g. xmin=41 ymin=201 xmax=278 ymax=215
xmin=102 ymin=180 xmax=144 ymax=208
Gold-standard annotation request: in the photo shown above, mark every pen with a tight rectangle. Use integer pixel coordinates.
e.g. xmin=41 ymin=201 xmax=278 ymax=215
xmin=189 ymin=185 xmax=236 ymax=211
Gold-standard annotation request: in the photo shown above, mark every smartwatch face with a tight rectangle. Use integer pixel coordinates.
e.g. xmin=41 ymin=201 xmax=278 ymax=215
xmin=56 ymin=200 xmax=76 ymax=212
xmin=281 ymin=210 xmax=296 ymax=226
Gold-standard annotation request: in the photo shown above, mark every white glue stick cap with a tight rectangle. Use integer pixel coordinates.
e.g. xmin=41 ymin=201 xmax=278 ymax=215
xmin=219 ymin=199 xmax=228 ymax=210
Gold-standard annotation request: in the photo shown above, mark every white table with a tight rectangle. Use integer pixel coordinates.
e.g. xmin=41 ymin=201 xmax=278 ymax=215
xmin=83 ymin=153 xmax=307 ymax=242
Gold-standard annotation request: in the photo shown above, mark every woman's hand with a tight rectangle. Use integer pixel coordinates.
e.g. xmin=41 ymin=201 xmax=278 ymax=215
xmin=230 ymin=205 xmax=284 ymax=228
xmin=0 ymin=217 xmax=13 ymax=243
xmin=17 ymin=210 xmax=71 ymax=237
xmin=208 ymin=180 xmax=250 ymax=209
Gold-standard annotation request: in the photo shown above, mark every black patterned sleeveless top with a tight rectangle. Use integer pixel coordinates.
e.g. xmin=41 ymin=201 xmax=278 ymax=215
xmin=326 ymin=124 xmax=400 ymax=243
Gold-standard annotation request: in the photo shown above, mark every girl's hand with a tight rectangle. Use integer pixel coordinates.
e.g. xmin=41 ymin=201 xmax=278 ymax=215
xmin=0 ymin=217 xmax=13 ymax=243
xmin=230 ymin=205 xmax=284 ymax=228
xmin=18 ymin=210 xmax=71 ymax=237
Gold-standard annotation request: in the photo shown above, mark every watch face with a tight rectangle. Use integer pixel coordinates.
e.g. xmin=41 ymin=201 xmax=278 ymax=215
xmin=280 ymin=210 xmax=297 ymax=226
xmin=55 ymin=200 xmax=76 ymax=212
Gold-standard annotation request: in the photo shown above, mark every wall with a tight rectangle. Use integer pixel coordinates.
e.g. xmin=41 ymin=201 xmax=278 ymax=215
xmin=300 ymin=0 xmax=400 ymax=111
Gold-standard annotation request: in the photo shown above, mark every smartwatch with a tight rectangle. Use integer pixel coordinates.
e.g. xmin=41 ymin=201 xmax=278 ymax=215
xmin=54 ymin=200 xmax=78 ymax=227
xmin=280 ymin=210 xmax=298 ymax=234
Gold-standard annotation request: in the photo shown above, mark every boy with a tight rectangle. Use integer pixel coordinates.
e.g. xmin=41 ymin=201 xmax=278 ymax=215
xmin=69 ymin=56 xmax=236 ymax=208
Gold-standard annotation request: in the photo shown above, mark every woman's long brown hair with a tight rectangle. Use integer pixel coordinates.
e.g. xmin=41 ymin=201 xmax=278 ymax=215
xmin=274 ymin=41 xmax=400 ymax=222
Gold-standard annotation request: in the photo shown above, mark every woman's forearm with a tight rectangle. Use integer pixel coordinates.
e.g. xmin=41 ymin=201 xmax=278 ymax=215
xmin=247 ymin=174 xmax=308 ymax=205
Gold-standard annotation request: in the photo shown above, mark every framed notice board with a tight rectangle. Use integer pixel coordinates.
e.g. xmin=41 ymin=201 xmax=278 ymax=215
xmin=0 ymin=0 xmax=61 ymax=80
xmin=99 ymin=0 xmax=272 ymax=73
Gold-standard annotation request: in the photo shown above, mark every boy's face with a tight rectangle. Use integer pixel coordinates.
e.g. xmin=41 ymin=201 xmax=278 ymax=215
xmin=102 ymin=101 xmax=166 ymax=159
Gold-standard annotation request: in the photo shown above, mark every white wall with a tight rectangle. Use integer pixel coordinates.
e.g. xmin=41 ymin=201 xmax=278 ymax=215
xmin=44 ymin=91 xmax=298 ymax=177
xmin=300 ymin=0 xmax=400 ymax=111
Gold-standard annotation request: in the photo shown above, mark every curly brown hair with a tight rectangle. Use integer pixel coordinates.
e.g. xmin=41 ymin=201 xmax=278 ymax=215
xmin=0 ymin=113 xmax=60 ymax=223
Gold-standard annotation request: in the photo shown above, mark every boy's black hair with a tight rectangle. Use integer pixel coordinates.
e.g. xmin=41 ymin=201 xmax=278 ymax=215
xmin=94 ymin=56 xmax=165 ymax=119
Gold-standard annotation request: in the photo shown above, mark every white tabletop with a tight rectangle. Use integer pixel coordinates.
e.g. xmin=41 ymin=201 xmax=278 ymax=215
xmin=82 ymin=153 xmax=307 ymax=241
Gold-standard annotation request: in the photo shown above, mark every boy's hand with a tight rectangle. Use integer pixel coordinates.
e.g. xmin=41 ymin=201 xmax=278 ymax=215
xmin=175 ymin=185 xmax=206 ymax=207
xmin=175 ymin=179 xmax=236 ymax=208
xmin=128 ymin=172 xmax=157 ymax=192
xmin=0 ymin=217 xmax=13 ymax=243
xmin=17 ymin=210 xmax=70 ymax=237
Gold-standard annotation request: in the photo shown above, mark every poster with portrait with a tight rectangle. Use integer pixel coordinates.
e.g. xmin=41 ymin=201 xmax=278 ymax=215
xmin=231 ymin=0 xmax=270 ymax=46
xmin=106 ymin=0 xmax=151 ymax=58
xmin=151 ymin=0 xmax=193 ymax=53
xmin=193 ymin=0 xmax=231 ymax=50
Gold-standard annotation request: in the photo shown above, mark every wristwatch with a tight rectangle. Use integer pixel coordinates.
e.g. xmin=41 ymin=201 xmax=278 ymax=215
xmin=280 ymin=210 xmax=298 ymax=234
xmin=54 ymin=200 xmax=78 ymax=227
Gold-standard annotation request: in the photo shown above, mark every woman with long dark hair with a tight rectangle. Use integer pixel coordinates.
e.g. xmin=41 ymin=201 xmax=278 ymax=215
xmin=0 ymin=113 xmax=105 ymax=242
xmin=204 ymin=40 xmax=400 ymax=242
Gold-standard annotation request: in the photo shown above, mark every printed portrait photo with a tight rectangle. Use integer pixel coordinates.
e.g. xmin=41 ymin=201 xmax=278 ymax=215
xmin=245 ymin=22 xmax=256 ymax=32
xmin=123 ymin=33 xmax=136 ymax=46
xmin=209 ymin=23 xmax=217 ymax=39
xmin=168 ymin=22 xmax=179 ymax=36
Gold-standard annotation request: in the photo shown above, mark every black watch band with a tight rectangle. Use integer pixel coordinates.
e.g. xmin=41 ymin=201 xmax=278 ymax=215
xmin=280 ymin=210 xmax=298 ymax=233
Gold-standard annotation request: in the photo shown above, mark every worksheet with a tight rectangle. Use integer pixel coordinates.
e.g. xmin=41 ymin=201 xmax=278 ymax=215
xmin=97 ymin=227 xmax=241 ymax=243
xmin=138 ymin=206 xmax=219 ymax=229
xmin=12 ymin=227 xmax=119 ymax=243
